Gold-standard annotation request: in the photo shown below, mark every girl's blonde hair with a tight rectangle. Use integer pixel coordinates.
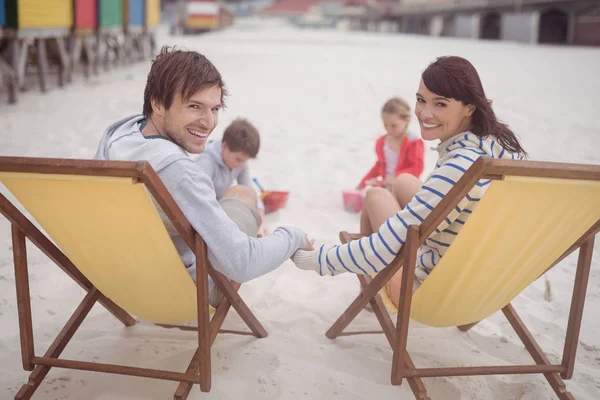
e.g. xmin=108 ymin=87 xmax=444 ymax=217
xmin=381 ymin=97 xmax=411 ymax=119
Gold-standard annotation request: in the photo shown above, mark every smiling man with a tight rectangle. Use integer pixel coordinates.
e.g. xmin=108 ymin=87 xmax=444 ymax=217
xmin=94 ymin=47 xmax=309 ymax=305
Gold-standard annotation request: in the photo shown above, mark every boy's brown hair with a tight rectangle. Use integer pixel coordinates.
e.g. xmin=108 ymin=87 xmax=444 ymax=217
xmin=143 ymin=46 xmax=228 ymax=117
xmin=222 ymin=118 xmax=261 ymax=158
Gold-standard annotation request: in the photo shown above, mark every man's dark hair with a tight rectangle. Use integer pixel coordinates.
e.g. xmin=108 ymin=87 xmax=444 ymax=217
xmin=143 ymin=46 xmax=227 ymax=117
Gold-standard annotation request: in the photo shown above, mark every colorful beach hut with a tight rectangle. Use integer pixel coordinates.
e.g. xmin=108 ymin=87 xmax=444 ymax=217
xmin=72 ymin=0 xmax=99 ymax=77
xmin=96 ymin=0 xmax=126 ymax=69
xmin=145 ymin=0 xmax=160 ymax=55
xmin=0 ymin=0 xmax=19 ymax=104
xmin=3 ymin=0 xmax=73 ymax=93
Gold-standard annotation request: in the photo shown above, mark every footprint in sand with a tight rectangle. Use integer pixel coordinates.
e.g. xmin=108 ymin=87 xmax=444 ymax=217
xmin=580 ymin=341 xmax=599 ymax=352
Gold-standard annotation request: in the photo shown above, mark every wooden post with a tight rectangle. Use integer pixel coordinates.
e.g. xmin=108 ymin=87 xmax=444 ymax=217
xmin=35 ymin=38 xmax=48 ymax=92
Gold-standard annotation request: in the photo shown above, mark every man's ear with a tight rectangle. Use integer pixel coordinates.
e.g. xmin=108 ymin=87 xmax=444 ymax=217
xmin=151 ymin=98 xmax=165 ymax=117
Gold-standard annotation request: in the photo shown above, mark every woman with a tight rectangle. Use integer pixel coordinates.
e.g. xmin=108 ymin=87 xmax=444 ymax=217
xmin=293 ymin=56 xmax=527 ymax=309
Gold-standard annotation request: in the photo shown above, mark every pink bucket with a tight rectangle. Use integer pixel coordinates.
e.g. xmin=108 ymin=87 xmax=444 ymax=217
xmin=342 ymin=189 xmax=364 ymax=213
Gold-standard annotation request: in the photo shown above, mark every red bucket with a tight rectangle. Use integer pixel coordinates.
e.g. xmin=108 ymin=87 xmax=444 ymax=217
xmin=342 ymin=189 xmax=364 ymax=213
xmin=261 ymin=190 xmax=289 ymax=214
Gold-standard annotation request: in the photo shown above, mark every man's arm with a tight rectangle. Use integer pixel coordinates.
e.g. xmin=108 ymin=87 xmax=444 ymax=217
xmin=194 ymin=155 xmax=217 ymax=180
xmin=159 ymin=161 xmax=306 ymax=282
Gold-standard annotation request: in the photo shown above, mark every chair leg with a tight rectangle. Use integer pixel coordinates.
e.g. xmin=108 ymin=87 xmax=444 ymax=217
xmin=194 ymin=235 xmax=211 ymax=393
xmin=173 ymin=283 xmax=240 ymax=399
xmin=209 ymin=267 xmax=268 ymax=338
xmin=173 ymin=348 xmax=201 ymax=400
xmin=15 ymin=288 xmax=99 ymax=400
xmin=391 ymin=226 xmax=418 ymax=386
xmin=358 ymin=275 xmax=396 ymax=344
xmin=363 ymin=276 xmax=430 ymax=400
xmin=12 ymin=225 xmax=35 ymax=371
xmin=457 ymin=321 xmax=480 ymax=332
xmin=503 ymin=304 xmax=574 ymax=400
xmin=561 ymin=236 xmax=594 ymax=379
xmin=326 ymin=259 xmax=401 ymax=339
xmin=209 ymin=282 xmax=241 ymax=344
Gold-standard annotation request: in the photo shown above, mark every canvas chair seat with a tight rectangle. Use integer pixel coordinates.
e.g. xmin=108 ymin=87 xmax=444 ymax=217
xmin=0 ymin=157 xmax=268 ymax=400
xmin=412 ymin=175 xmax=600 ymax=327
xmin=0 ymin=172 xmax=199 ymax=323
xmin=327 ymin=157 xmax=600 ymax=400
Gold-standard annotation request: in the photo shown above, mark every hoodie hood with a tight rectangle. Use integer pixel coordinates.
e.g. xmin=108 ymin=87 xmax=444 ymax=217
xmin=202 ymin=139 xmax=227 ymax=169
xmin=93 ymin=114 xmax=189 ymax=173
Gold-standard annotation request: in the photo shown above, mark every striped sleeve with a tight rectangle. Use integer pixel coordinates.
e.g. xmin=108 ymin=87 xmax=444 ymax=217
xmin=293 ymin=149 xmax=482 ymax=276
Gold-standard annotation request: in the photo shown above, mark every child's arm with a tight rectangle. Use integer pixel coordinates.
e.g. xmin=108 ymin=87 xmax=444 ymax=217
xmin=294 ymin=150 xmax=488 ymax=276
xmin=358 ymin=138 xmax=385 ymax=188
xmin=396 ymin=139 xmax=425 ymax=179
xmin=358 ymin=162 xmax=382 ymax=188
xmin=237 ymin=165 xmax=265 ymax=211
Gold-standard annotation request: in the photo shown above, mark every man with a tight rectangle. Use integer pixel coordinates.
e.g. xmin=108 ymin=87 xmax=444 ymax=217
xmin=94 ymin=46 xmax=310 ymax=305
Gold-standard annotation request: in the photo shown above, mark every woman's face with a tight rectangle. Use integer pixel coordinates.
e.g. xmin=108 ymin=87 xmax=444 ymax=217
xmin=414 ymin=80 xmax=474 ymax=143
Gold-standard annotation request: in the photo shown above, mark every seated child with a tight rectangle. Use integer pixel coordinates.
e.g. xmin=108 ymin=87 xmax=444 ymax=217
xmin=196 ymin=118 xmax=267 ymax=236
xmin=358 ymin=97 xmax=425 ymax=191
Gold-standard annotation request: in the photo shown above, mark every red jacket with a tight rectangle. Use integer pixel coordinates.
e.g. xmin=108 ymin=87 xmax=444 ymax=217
xmin=358 ymin=134 xmax=424 ymax=188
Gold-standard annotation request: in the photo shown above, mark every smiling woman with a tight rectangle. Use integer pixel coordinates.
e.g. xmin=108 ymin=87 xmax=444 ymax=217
xmin=293 ymin=56 xmax=526 ymax=310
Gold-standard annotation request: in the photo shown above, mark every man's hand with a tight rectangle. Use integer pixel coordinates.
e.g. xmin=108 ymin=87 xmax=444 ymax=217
xmin=291 ymin=235 xmax=314 ymax=261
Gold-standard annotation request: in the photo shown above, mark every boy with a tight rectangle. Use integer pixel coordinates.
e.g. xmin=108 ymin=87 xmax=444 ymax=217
xmin=195 ymin=118 xmax=267 ymax=236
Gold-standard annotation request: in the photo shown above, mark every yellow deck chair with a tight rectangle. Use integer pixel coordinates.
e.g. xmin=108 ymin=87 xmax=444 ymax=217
xmin=328 ymin=157 xmax=600 ymax=400
xmin=0 ymin=157 xmax=268 ymax=400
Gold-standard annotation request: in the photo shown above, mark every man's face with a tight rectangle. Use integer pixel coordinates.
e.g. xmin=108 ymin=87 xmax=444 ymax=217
xmin=161 ymin=86 xmax=222 ymax=154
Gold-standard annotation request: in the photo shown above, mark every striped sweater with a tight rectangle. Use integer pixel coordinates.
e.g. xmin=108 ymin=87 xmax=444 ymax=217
xmin=293 ymin=131 xmax=524 ymax=284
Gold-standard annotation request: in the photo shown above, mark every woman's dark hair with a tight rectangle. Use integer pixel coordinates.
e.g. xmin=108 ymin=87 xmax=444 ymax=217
xmin=422 ymin=56 xmax=526 ymax=156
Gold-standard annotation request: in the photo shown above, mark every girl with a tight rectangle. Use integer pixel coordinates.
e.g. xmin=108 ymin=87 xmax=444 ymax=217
xmin=358 ymin=98 xmax=425 ymax=190
xmin=294 ymin=56 xmax=526 ymax=309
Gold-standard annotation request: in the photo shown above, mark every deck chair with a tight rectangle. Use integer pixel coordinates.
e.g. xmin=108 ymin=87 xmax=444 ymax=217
xmin=0 ymin=156 xmax=268 ymax=400
xmin=327 ymin=157 xmax=600 ymax=400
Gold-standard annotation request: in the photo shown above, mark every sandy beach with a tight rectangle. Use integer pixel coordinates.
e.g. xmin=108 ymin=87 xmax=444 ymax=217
xmin=1 ymin=18 xmax=599 ymax=399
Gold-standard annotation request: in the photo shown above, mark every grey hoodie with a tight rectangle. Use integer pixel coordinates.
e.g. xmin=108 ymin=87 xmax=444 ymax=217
xmin=94 ymin=115 xmax=307 ymax=286
xmin=195 ymin=139 xmax=264 ymax=210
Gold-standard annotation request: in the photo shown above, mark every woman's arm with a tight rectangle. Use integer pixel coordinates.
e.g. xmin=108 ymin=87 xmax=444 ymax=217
xmin=294 ymin=149 xmax=484 ymax=276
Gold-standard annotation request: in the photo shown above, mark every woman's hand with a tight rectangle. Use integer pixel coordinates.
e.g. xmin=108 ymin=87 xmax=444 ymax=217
xmin=291 ymin=235 xmax=315 ymax=261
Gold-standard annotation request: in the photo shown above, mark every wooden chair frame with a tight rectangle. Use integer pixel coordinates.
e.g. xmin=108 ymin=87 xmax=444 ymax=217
xmin=0 ymin=156 xmax=268 ymax=400
xmin=327 ymin=157 xmax=600 ymax=400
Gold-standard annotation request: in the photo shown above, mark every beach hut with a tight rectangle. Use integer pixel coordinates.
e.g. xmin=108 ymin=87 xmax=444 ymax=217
xmin=3 ymin=0 xmax=73 ymax=93
xmin=145 ymin=0 xmax=160 ymax=55
xmin=0 ymin=0 xmax=19 ymax=104
xmin=72 ymin=0 xmax=99 ymax=77
xmin=96 ymin=0 xmax=126 ymax=69
xmin=123 ymin=0 xmax=146 ymax=61
xmin=0 ymin=0 xmax=5 ymax=28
